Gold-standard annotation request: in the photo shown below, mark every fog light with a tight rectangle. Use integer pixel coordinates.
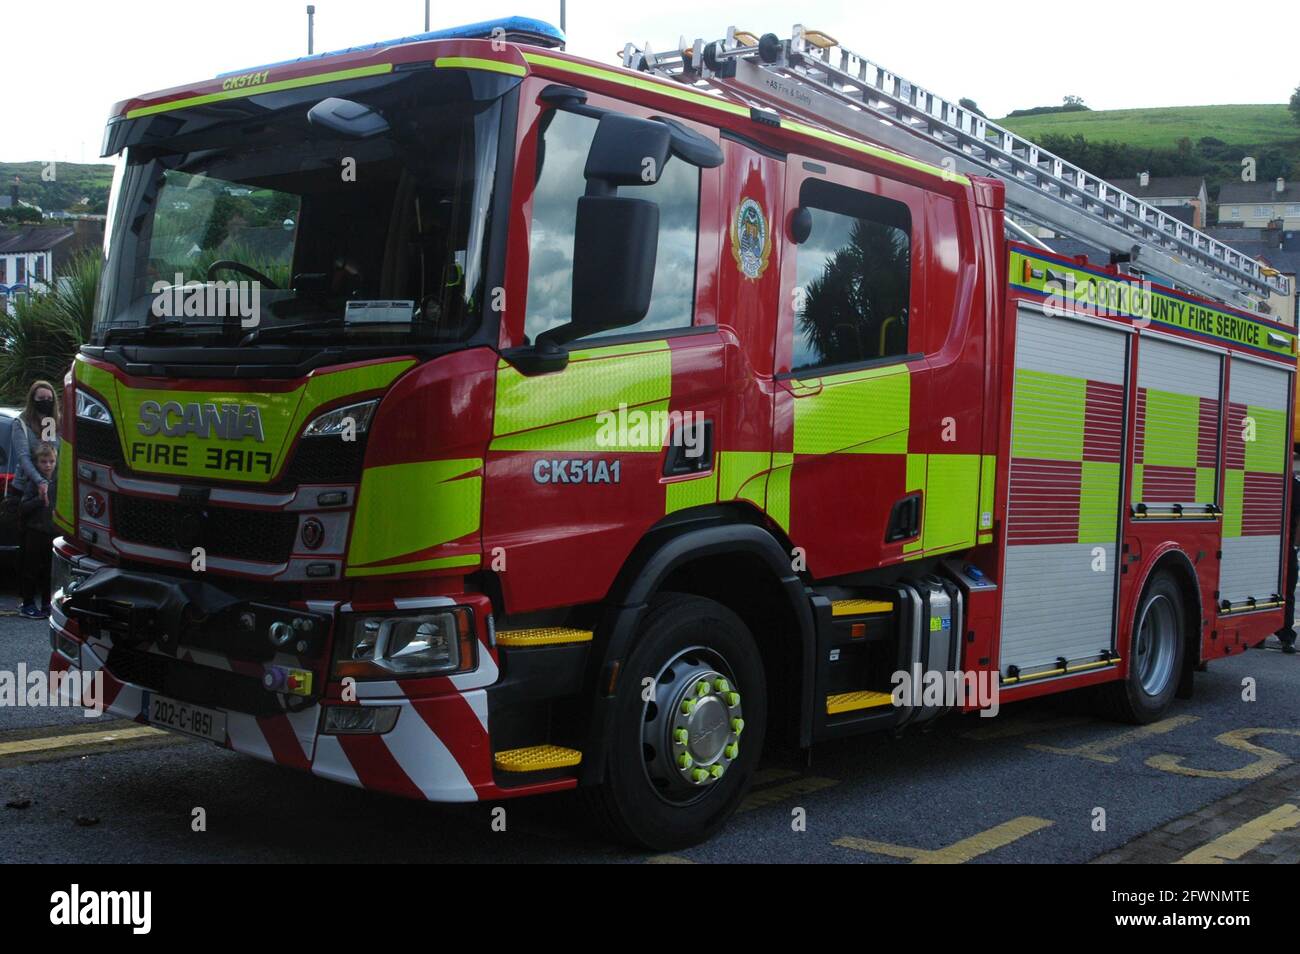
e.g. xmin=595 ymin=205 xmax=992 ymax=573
xmin=83 ymin=491 xmax=106 ymax=519
xmin=301 ymin=517 xmax=324 ymax=550
xmin=322 ymin=706 xmax=400 ymax=735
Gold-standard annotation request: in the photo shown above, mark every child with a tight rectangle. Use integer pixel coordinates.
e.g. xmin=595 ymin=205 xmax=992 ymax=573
xmin=18 ymin=442 xmax=57 ymax=619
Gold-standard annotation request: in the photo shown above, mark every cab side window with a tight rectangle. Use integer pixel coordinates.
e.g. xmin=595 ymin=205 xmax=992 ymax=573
xmin=791 ymin=179 xmax=912 ymax=374
xmin=524 ymin=109 xmax=700 ymax=343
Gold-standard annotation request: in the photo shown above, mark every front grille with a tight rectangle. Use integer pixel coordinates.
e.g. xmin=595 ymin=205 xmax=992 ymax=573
xmin=283 ymin=435 xmax=368 ymax=485
xmin=107 ymin=646 xmax=285 ymax=717
xmin=113 ymin=494 xmax=299 ymax=564
xmin=76 ymin=419 xmax=124 ymax=467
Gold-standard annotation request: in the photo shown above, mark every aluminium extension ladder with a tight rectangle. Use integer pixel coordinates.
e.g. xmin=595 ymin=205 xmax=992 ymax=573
xmin=621 ymin=25 xmax=1289 ymax=310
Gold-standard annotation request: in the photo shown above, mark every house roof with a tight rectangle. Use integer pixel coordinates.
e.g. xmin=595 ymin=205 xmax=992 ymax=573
xmin=1107 ymin=175 xmax=1206 ymax=199
xmin=0 ymin=226 xmax=77 ymax=255
xmin=1219 ymin=180 xmax=1300 ymax=204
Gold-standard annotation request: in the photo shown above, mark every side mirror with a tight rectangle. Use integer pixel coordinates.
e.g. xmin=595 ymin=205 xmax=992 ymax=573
xmin=546 ymin=195 xmax=658 ymax=345
xmin=535 ymin=113 xmax=667 ymax=349
xmin=536 ymin=196 xmax=658 ymax=349
xmin=789 ymin=206 xmax=813 ymax=244
xmin=583 ymin=113 xmax=673 ymax=193
xmin=307 ymin=97 xmax=390 ymax=140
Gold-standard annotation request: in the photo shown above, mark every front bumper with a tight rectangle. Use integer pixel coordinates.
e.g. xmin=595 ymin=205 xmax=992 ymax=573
xmin=48 ymin=543 xmax=578 ymax=803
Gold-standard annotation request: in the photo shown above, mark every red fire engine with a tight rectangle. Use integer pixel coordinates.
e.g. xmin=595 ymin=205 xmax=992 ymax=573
xmin=48 ymin=17 xmax=1295 ymax=848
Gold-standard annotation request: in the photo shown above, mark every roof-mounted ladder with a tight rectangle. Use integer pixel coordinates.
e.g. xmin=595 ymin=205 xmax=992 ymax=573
xmin=622 ymin=25 xmax=1289 ymax=309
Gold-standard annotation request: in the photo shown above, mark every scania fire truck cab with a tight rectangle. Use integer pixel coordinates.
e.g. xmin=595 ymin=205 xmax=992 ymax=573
xmin=49 ymin=18 xmax=1296 ymax=849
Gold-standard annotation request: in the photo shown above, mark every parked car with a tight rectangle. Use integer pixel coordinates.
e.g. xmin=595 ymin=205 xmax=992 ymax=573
xmin=0 ymin=407 xmax=22 ymax=562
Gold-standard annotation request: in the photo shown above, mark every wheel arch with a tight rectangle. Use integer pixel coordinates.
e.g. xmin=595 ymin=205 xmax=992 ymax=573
xmin=579 ymin=505 xmax=816 ymax=784
xmin=1132 ymin=545 xmax=1203 ymax=698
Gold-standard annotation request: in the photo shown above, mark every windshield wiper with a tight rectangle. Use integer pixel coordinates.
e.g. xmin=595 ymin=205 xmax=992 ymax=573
xmin=238 ymin=318 xmax=347 ymax=346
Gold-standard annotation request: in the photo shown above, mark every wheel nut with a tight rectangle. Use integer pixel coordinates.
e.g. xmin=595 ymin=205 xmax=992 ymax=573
xmin=677 ymin=753 xmax=693 ymax=769
xmin=731 ymin=718 xmax=744 ymax=735
xmin=692 ymin=768 xmax=710 ymax=783
xmin=681 ymin=699 xmax=696 ymax=715
xmin=709 ymin=764 xmax=724 ymax=779
xmin=726 ymin=692 xmax=740 ymax=707
xmin=673 ymin=728 xmax=689 ymax=744
xmin=696 ymin=680 xmax=711 ymax=696
xmin=713 ymin=678 xmax=730 ymax=692
xmin=724 ymin=743 xmax=739 ymax=760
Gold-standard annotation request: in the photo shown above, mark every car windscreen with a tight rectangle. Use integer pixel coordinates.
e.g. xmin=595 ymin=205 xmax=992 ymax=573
xmin=94 ymin=67 xmax=510 ymax=349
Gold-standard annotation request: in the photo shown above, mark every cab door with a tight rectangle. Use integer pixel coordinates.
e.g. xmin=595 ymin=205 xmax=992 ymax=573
xmin=772 ymin=154 xmax=989 ymax=579
xmin=773 ymin=157 xmax=926 ymax=578
xmin=484 ymin=81 xmax=726 ymax=614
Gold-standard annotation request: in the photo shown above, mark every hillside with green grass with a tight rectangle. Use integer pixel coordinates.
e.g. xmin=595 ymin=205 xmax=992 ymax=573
xmin=994 ymin=104 xmax=1299 ymax=191
xmin=0 ymin=161 xmax=115 ymax=215
xmin=998 ymin=104 xmax=1295 ymax=151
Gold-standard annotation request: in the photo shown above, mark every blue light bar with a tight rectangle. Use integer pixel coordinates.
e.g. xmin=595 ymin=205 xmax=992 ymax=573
xmin=218 ymin=16 xmax=564 ymax=77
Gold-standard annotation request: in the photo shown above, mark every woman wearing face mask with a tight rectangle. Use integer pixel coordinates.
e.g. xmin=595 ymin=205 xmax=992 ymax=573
xmin=7 ymin=380 xmax=61 ymax=618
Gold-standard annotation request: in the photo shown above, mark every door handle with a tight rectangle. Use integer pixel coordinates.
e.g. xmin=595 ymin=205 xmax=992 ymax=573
xmin=663 ymin=419 xmax=714 ymax=476
xmin=886 ymin=493 xmax=922 ymax=542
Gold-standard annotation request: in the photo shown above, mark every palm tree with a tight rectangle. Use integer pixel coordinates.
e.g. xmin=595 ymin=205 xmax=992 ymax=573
xmin=797 ymin=219 xmax=910 ymax=368
xmin=0 ymin=251 xmax=101 ymax=403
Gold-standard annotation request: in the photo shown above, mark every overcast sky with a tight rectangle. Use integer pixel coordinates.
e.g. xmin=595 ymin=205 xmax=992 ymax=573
xmin=4 ymin=0 xmax=1298 ymax=163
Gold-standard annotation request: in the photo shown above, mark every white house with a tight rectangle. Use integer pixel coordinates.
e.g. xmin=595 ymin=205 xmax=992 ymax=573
xmin=1218 ymin=179 xmax=1300 ymax=229
xmin=0 ymin=226 xmax=78 ymax=314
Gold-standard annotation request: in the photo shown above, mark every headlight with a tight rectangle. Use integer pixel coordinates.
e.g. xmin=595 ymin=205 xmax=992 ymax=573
xmin=303 ymin=399 xmax=378 ymax=438
xmin=75 ymin=389 xmax=112 ymax=424
xmin=334 ymin=607 xmax=475 ymax=678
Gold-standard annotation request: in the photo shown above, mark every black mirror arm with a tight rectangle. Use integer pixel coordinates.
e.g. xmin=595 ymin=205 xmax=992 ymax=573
xmin=503 ymin=338 xmax=570 ymax=375
xmin=539 ymin=85 xmax=724 ymax=172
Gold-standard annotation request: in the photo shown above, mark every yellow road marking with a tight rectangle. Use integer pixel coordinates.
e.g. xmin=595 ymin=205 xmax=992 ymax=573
xmin=835 ymin=816 xmax=1053 ymax=863
xmin=1176 ymin=804 xmax=1300 ymax=864
xmin=1147 ymin=727 xmax=1300 ymax=780
xmin=961 ymin=714 xmax=1092 ymax=741
xmin=0 ymin=724 xmax=165 ymax=758
xmin=645 ymin=854 xmax=697 ymax=864
xmin=738 ymin=776 xmax=838 ymax=813
xmin=1028 ymin=715 xmax=1198 ymax=763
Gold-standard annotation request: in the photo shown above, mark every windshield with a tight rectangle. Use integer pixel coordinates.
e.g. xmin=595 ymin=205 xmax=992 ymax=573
xmin=94 ymin=68 xmax=508 ymax=348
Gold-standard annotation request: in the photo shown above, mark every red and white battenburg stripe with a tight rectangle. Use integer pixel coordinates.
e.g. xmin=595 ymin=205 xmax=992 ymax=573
xmin=47 ymin=598 xmax=575 ymax=803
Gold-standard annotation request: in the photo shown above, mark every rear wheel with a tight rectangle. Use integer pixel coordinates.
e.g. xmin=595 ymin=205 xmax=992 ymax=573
xmin=589 ymin=593 xmax=766 ymax=850
xmin=1096 ymin=571 xmax=1186 ymax=724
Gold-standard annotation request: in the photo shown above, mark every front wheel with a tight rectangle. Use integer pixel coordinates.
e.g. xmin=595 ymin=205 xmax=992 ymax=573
xmin=589 ymin=593 xmax=766 ymax=850
xmin=1096 ymin=571 xmax=1186 ymax=724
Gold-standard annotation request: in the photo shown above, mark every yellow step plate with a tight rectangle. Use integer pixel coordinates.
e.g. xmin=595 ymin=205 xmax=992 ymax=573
xmin=494 ymin=745 xmax=583 ymax=773
xmin=826 ymin=691 xmax=895 ymax=715
xmin=830 ymin=599 xmax=893 ymax=618
xmin=496 ymin=627 xmax=593 ymax=647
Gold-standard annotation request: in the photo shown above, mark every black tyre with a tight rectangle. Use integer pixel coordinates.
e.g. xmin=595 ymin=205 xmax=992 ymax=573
xmin=589 ymin=593 xmax=766 ymax=850
xmin=1096 ymin=571 xmax=1186 ymax=724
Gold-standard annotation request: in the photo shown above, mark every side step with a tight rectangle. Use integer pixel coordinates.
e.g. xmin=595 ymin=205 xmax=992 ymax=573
xmin=811 ymin=577 xmax=964 ymax=742
xmin=493 ymin=745 xmax=583 ymax=773
xmin=826 ymin=690 xmax=893 ymax=715
xmin=830 ymin=599 xmax=892 ymax=618
xmin=495 ymin=627 xmax=593 ymax=647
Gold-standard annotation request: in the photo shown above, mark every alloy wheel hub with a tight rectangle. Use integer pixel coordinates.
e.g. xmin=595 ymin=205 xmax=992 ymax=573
xmin=641 ymin=650 xmax=744 ymax=801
